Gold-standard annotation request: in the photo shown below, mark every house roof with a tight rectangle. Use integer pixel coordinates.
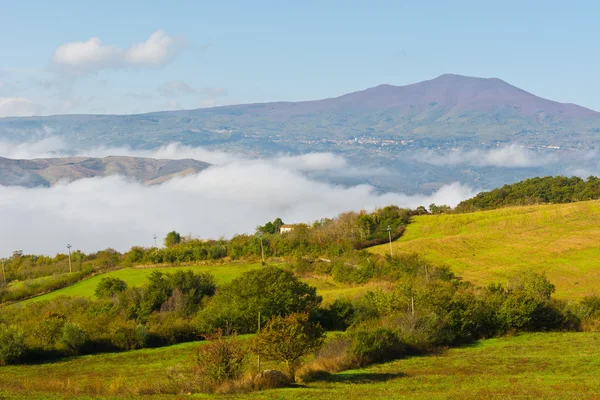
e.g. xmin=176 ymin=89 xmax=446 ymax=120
xmin=280 ymin=224 xmax=295 ymax=228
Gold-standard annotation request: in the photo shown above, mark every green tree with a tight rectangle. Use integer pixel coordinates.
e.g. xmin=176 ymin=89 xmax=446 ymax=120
xmin=95 ymin=277 xmax=128 ymax=298
xmin=0 ymin=325 xmax=26 ymax=365
xmin=164 ymin=231 xmax=182 ymax=247
xmin=252 ymin=313 xmax=325 ymax=381
xmin=199 ymin=267 xmax=322 ymax=333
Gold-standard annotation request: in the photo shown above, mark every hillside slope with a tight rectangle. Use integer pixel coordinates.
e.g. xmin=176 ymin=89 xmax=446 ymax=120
xmin=2 ymin=74 xmax=599 ymax=151
xmin=371 ymin=201 xmax=600 ymax=298
xmin=0 ymin=155 xmax=211 ymax=187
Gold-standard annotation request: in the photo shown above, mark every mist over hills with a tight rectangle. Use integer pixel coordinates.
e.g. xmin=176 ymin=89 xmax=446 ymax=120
xmin=1 ymin=74 xmax=600 ymax=193
xmin=0 ymin=156 xmax=210 ymax=187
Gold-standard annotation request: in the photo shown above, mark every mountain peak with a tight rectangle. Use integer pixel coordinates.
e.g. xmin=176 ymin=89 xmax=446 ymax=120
xmin=333 ymin=74 xmax=597 ymax=117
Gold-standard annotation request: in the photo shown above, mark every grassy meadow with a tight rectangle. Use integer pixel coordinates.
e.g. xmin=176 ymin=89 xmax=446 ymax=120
xmin=12 ymin=262 xmax=381 ymax=306
xmin=1 ymin=332 xmax=598 ymax=399
xmin=15 ymin=263 xmax=264 ymax=305
xmin=371 ymin=200 xmax=600 ymax=298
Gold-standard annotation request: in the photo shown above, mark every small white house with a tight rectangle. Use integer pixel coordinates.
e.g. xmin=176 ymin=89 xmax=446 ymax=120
xmin=279 ymin=224 xmax=295 ymax=234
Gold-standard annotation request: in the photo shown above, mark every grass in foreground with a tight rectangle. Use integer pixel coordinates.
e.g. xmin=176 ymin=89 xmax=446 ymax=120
xmin=1 ymin=332 xmax=599 ymax=399
xmin=371 ymin=200 xmax=600 ymax=298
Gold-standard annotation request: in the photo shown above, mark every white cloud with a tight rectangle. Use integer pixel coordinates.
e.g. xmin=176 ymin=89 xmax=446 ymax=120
xmin=0 ymin=97 xmax=43 ymax=117
xmin=0 ymin=168 xmax=475 ymax=256
xmin=52 ymin=37 xmax=121 ymax=70
xmin=0 ymin=135 xmax=67 ymax=158
xmin=0 ymin=137 xmax=474 ymax=255
xmin=52 ymin=30 xmax=184 ymax=72
xmin=415 ymin=145 xmax=555 ymax=168
xmin=125 ymin=31 xmax=177 ymax=65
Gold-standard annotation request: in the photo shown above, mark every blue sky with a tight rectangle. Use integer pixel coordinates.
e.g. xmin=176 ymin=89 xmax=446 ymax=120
xmin=1 ymin=0 xmax=599 ymax=116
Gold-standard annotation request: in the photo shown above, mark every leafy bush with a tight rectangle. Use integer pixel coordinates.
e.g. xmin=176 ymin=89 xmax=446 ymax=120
xmin=195 ymin=330 xmax=247 ymax=390
xmin=348 ymin=328 xmax=405 ymax=367
xmin=0 ymin=325 xmax=27 ymax=365
xmin=60 ymin=323 xmax=89 ymax=354
xmin=313 ymin=299 xmax=355 ymax=331
xmin=199 ymin=267 xmax=321 ymax=334
xmin=252 ymin=313 xmax=325 ymax=381
xmin=95 ymin=277 xmax=128 ymax=298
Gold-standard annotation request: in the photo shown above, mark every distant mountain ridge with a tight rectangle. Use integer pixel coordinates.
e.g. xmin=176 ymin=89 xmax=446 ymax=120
xmin=0 ymin=156 xmax=211 ymax=187
xmin=1 ymin=73 xmax=600 ymax=153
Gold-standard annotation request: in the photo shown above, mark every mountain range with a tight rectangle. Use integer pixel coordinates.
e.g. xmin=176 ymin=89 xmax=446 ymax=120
xmin=2 ymin=74 xmax=599 ymax=153
xmin=1 ymin=74 xmax=599 ymax=191
xmin=0 ymin=156 xmax=210 ymax=187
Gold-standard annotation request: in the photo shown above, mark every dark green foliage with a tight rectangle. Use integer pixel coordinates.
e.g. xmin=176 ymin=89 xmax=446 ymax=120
xmin=123 ymin=270 xmax=216 ymax=321
xmin=60 ymin=323 xmax=89 ymax=354
xmin=313 ymin=299 xmax=355 ymax=331
xmin=0 ymin=325 xmax=26 ymax=365
xmin=164 ymin=231 xmax=182 ymax=247
xmin=199 ymin=267 xmax=321 ymax=334
xmin=95 ymin=277 xmax=128 ymax=298
xmin=456 ymin=176 xmax=600 ymax=212
xmin=348 ymin=328 xmax=406 ymax=366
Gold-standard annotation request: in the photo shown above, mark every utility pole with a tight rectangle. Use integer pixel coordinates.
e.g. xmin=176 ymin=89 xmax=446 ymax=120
xmin=257 ymin=233 xmax=265 ymax=264
xmin=387 ymin=225 xmax=393 ymax=257
xmin=66 ymin=244 xmax=72 ymax=274
xmin=1 ymin=259 xmax=6 ymax=286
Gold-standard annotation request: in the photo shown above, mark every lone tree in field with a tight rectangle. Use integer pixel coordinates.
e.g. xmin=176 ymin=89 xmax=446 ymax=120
xmin=252 ymin=312 xmax=325 ymax=381
xmin=164 ymin=231 xmax=182 ymax=247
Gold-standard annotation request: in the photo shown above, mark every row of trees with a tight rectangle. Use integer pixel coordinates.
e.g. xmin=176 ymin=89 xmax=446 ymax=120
xmin=1 ymin=206 xmax=413 ymax=297
xmin=456 ymin=175 xmax=600 ymax=212
xmin=3 ymin=258 xmax=600 ymax=369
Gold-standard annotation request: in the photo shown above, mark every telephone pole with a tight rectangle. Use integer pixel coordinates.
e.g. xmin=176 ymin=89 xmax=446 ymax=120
xmin=257 ymin=233 xmax=265 ymax=264
xmin=66 ymin=244 xmax=72 ymax=274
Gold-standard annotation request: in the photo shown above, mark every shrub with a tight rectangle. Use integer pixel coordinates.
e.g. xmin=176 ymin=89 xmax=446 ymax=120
xmin=111 ymin=322 xmax=149 ymax=350
xmin=313 ymin=299 xmax=355 ymax=331
xmin=252 ymin=313 xmax=325 ymax=381
xmin=195 ymin=330 xmax=247 ymax=390
xmin=199 ymin=267 xmax=321 ymax=334
xmin=60 ymin=323 xmax=89 ymax=354
xmin=0 ymin=325 xmax=27 ymax=365
xmin=95 ymin=277 xmax=128 ymax=298
xmin=348 ymin=328 xmax=406 ymax=367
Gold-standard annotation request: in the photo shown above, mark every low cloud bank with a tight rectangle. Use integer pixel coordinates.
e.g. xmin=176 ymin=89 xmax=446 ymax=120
xmin=415 ymin=145 xmax=555 ymax=168
xmin=0 ymin=162 xmax=476 ymax=256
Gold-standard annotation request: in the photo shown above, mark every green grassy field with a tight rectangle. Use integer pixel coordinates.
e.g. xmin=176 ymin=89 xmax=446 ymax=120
xmin=13 ymin=263 xmax=376 ymax=306
xmin=18 ymin=263 xmax=264 ymax=304
xmin=371 ymin=201 xmax=600 ymax=299
xmin=1 ymin=332 xmax=598 ymax=399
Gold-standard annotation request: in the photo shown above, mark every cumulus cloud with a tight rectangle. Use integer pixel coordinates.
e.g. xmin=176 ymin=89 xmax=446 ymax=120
xmin=52 ymin=30 xmax=184 ymax=73
xmin=0 ymin=168 xmax=475 ymax=256
xmin=0 ymin=97 xmax=44 ymax=117
xmin=415 ymin=145 xmax=555 ymax=168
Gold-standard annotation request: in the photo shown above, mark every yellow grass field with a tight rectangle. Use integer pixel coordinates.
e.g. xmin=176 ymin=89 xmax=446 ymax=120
xmin=371 ymin=201 xmax=600 ymax=299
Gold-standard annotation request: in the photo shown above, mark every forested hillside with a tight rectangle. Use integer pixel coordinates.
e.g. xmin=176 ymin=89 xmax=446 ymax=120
xmin=456 ymin=176 xmax=600 ymax=212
